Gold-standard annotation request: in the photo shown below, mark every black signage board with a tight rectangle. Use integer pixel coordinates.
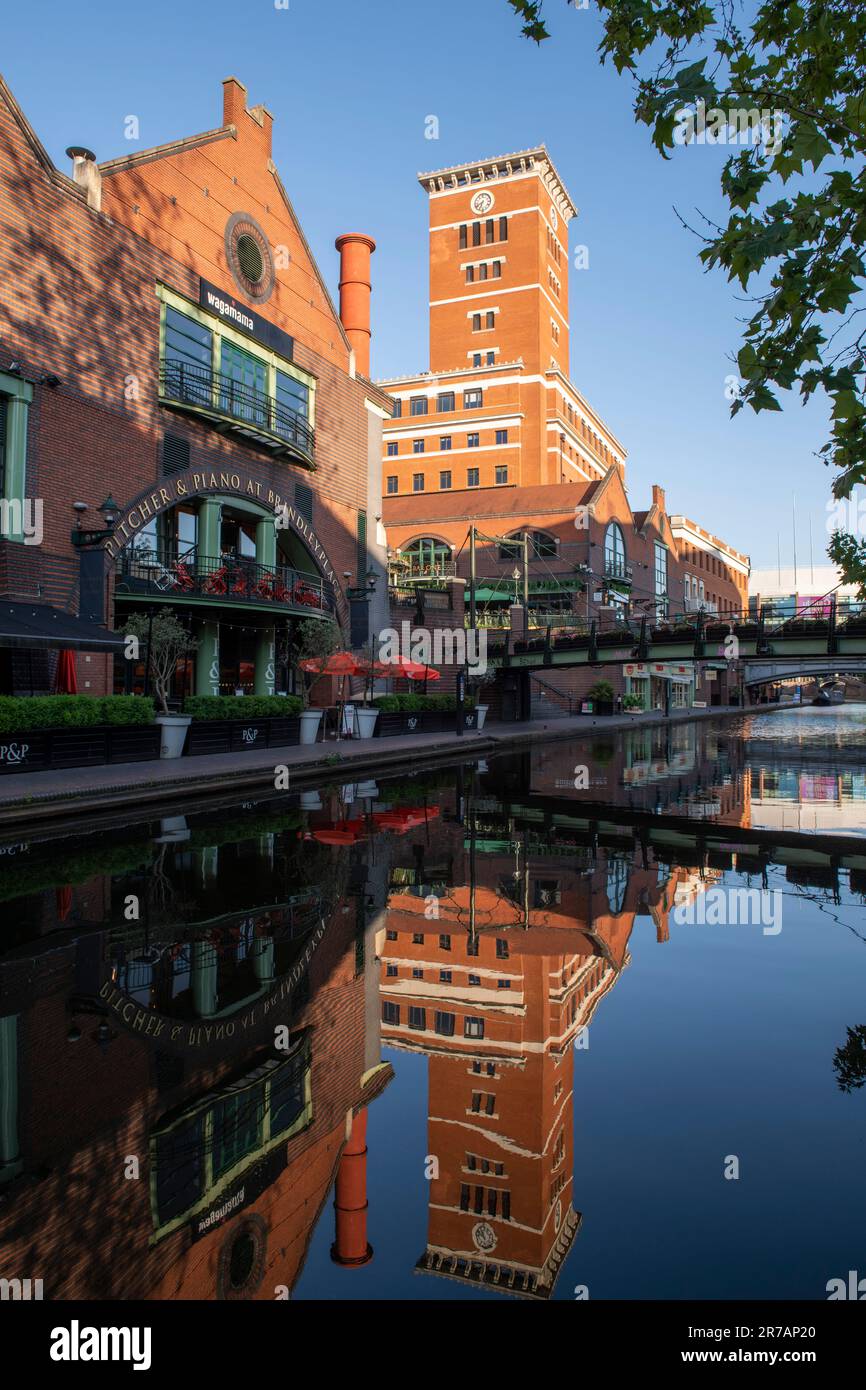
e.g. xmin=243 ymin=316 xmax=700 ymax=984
xmin=199 ymin=279 xmax=295 ymax=361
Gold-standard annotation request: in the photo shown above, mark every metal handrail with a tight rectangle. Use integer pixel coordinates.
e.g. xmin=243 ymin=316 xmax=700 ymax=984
xmin=118 ymin=548 xmax=335 ymax=612
xmin=159 ymin=359 xmax=315 ymax=460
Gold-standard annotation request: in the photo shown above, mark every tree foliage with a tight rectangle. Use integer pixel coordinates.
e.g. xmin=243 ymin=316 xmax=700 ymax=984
xmin=508 ymin=1 xmax=866 ymax=591
xmin=125 ymin=611 xmax=198 ymax=717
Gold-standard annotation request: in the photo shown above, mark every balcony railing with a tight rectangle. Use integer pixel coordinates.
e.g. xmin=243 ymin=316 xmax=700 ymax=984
xmin=116 ymin=548 xmax=335 ymax=615
xmin=603 ymin=558 xmax=632 ymax=582
xmin=159 ymin=360 xmax=315 ymax=466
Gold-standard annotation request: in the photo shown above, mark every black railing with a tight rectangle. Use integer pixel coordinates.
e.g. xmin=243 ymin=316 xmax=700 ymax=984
xmin=159 ymin=359 xmax=315 ymax=464
xmin=117 ymin=549 xmax=335 ymax=614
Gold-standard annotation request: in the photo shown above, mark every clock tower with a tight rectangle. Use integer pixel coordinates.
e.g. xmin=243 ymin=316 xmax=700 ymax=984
xmin=421 ymin=147 xmax=574 ymax=377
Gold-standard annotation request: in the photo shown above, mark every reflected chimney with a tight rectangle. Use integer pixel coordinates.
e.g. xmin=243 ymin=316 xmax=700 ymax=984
xmin=66 ymin=146 xmax=102 ymax=212
xmin=330 ymin=1108 xmax=373 ymax=1267
xmin=335 ymin=234 xmax=376 ymax=378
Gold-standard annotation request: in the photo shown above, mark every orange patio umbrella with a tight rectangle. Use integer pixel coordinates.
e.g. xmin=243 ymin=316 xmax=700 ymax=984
xmin=298 ymin=651 xmax=365 ymax=676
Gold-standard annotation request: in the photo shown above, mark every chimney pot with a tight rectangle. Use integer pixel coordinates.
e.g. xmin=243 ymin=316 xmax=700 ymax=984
xmin=66 ymin=146 xmax=102 ymax=212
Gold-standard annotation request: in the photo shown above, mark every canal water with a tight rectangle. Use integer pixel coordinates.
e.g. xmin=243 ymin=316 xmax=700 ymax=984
xmin=1 ymin=706 xmax=864 ymax=1301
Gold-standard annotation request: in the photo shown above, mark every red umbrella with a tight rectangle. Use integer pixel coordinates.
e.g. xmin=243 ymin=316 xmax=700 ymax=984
xmin=299 ymin=651 xmax=365 ymax=676
xmin=54 ymin=650 xmax=78 ymax=694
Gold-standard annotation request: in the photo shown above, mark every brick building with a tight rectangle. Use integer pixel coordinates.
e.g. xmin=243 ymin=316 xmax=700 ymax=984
xmin=0 ymin=73 xmax=388 ymax=698
xmin=379 ymin=146 xmax=750 ymax=710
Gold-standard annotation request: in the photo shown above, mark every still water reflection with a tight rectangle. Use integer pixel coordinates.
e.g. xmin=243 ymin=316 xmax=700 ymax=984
xmin=1 ymin=708 xmax=864 ymax=1300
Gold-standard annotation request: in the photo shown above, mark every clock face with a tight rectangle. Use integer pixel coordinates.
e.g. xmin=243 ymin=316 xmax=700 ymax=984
xmin=550 ymin=205 xmax=559 ymax=231
xmin=471 ymin=190 xmax=495 ymax=216
xmin=472 ymin=1221 xmax=498 ymax=1253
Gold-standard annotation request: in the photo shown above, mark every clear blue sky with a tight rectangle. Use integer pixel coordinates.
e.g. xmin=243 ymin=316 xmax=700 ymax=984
xmin=1 ymin=0 xmax=846 ymax=571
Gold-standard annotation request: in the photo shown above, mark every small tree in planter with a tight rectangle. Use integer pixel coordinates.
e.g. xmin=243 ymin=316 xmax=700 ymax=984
xmin=295 ymin=618 xmax=342 ymax=742
xmin=623 ymin=692 xmax=644 ymax=713
xmin=124 ymin=612 xmax=199 ymax=759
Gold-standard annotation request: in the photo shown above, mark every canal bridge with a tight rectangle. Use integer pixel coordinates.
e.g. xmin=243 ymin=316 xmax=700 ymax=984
xmin=480 ymin=597 xmax=866 ymax=677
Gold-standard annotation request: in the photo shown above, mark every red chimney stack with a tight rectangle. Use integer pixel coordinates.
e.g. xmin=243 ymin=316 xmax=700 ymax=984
xmin=335 ymin=234 xmax=376 ymax=378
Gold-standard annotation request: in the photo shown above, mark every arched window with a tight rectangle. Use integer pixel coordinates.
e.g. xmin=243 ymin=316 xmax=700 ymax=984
xmin=604 ymin=523 xmax=627 ymax=579
xmin=498 ymin=530 xmax=558 ymax=561
xmin=606 ymin=856 xmax=629 ymax=915
xmin=401 ymin=537 xmax=453 ymax=578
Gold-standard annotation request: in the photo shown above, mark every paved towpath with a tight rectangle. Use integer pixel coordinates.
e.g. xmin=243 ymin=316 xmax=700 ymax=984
xmin=0 ymin=703 xmax=784 ymax=831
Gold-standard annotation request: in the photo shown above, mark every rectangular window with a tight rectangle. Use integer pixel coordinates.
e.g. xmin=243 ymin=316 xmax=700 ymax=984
xmin=386 ymin=441 xmax=398 ymax=456
xmin=479 ymin=263 xmax=488 ymax=280
xmin=495 ymin=429 xmax=508 ymax=444
xmin=466 ymin=265 xmax=475 ymax=284
xmin=386 ymin=964 xmax=397 ymax=977
xmin=485 ymin=1094 xmax=496 ymax=1116
xmin=472 ymin=314 xmax=482 ymax=333
xmin=467 ymin=433 xmax=480 ymax=448
xmin=467 ymin=468 xmax=479 ymax=488
xmin=464 ymin=389 xmax=483 ymax=409
xmin=408 ymin=1007 xmax=426 ymax=1031
xmin=410 ymin=396 xmax=428 ymax=416
xmin=435 ymin=1011 xmax=455 ymax=1037
xmin=485 ymin=219 xmax=495 ymax=244
xmin=472 ymin=221 xmax=481 ymax=247
xmin=474 ymin=1187 xmax=485 ymax=1214
xmin=440 ymin=470 xmax=452 ymax=490
xmin=391 ymin=397 xmax=402 ymax=419
xmin=382 ymin=1002 xmax=400 ymax=1025
xmin=412 ymin=933 xmax=424 ymax=944
xmin=472 ymin=353 xmax=482 ymax=366
xmin=460 ymin=1184 xmax=470 ymax=1211
xmin=439 ymin=435 xmax=452 ymax=451
xmin=487 ymin=1189 xmax=498 ymax=1217
xmin=459 ymin=224 xmax=468 ymax=251
xmin=486 ymin=311 xmax=495 ymax=330
xmin=497 ymin=979 xmax=511 ymax=989
xmin=413 ymin=438 xmax=425 ymax=453
xmin=275 ymin=369 xmax=309 ymax=421
xmin=496 ymin=939 xmax=509 ymax=959
xmin=493 ymin=261 xmax=502 ymax=278
xmin=413 ymin=473 xmax=424 ymax=493
xmin=465 ymin=1016 xmax=485 ymax=1040
xmin=439 ymin=934 xmax=451 ymax=951
xmin=469 ymin=974 xmax=481 ymax=986
xmin=440 ymin=969 xmax=452 ymax=983
xmin=164 ymin=306 xmax=213 ymax=375
xmin=220 ymin=340 xmax=268 ymax=425
xmin=412 ymin=968 xmax=423 ymax=980
xmin=495 ymin=466 xmax=508 ymax=485
xmin=499 ymin=216 xmax=508 ymax=241
xmin=486 ymin=352 xmax=495 ymax=365
xmin=502 ymin=1191 xmax=511 ymax=1221
xmin=386 ymin=476 xmax=398 ymax=494
xmin=437 ymin=392 xmax=455 ymax=413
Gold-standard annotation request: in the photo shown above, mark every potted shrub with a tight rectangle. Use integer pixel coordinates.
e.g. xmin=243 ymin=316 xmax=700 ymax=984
xmin=468 ymin=666 xmax=495 ymax=730
xmin=623 ymin=692 xmax=644 ymax=714
xmin=587 ymin=679 xmax=615 ymax=716
xmin=296 ymin=618 xmax=340 ymax=744
xmin=124 ymin=612 xmax=198 ymax=759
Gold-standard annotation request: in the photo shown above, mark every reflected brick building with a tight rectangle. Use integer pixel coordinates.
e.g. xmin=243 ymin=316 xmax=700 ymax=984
xmin=0 ymin=816 xmax=391 ymax=1299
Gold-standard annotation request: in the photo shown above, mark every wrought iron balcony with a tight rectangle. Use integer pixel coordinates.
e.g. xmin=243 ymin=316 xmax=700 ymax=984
xmin=159 ymin=359 xmax=315 ymax=467
xmin=603 ymin=558 xmax=632 ymax=582
xmin=116 ymin=548 xmax=335 ymax=616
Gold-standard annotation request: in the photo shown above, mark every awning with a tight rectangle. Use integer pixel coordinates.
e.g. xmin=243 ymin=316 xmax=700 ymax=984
xmin=0 ymin=603 xmax=126 ymax=652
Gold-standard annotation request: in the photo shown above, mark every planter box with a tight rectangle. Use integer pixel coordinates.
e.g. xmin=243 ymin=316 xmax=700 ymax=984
xmin=185 ymin=716 xmax=302 ymax=757
xmin=375 ymin=710 xmax=449 ymax=737
xmin=0 ymin=724 xmax=159 ymax=775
